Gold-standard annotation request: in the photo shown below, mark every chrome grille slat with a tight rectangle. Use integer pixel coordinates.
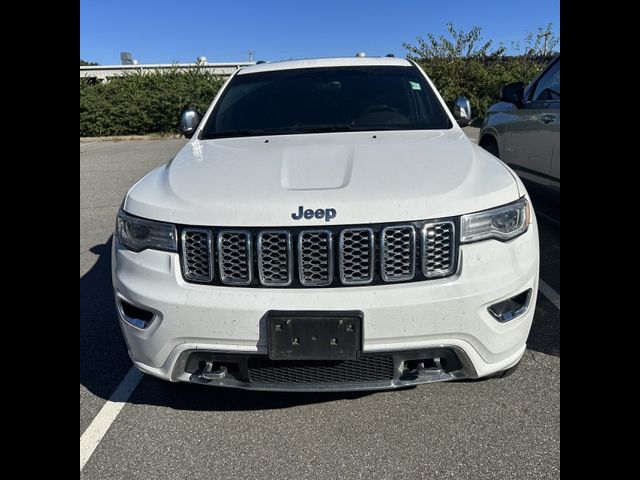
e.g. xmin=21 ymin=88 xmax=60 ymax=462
xmin=257 ymin=231 xmax=293 ymax=286
xmin=422 ymin=221 xmax=456 ymax=278
xmin=217 ymin=230 xmax=252 ymax=285
xmin=298 ymin=230 xmax=333 ymax=286
xmin=339 ymin=228 xmax=374 ymax=285
xmin=181 ymin=228 xmax=213 ymax=282
xmin=381 ymin=226 xmax=416 ymax=282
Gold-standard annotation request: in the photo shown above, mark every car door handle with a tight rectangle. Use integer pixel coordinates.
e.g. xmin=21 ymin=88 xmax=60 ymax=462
xmin=540 ymin=114 xmax=556 ymax=124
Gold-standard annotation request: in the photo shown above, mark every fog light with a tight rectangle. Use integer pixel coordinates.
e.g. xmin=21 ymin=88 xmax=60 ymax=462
xmin=488 ymin=289 xmax=532 ymax=322
xmin=117 ymin=299 xmax=155 ymax=329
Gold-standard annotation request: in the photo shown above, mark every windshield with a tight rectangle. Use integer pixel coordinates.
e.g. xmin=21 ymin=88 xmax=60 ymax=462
xmin=199 ymin=66 xmax=452 ymax=139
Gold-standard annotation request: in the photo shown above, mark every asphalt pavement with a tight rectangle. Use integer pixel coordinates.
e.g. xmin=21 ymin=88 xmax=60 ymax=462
xmin=80 ymin=137 xmax=560 ymax=479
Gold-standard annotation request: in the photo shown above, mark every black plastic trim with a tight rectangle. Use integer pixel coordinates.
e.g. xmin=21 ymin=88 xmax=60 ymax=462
xmin=178 ymin=346 xmax=477 ymax=391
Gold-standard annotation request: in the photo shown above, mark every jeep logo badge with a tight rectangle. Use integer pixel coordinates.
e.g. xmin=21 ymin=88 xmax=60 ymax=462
xmin=291 ymin=206 xmax=337 ymax=222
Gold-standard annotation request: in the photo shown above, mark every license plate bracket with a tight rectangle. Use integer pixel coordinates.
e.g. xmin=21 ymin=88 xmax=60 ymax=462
xmin=266 ymin=310 xmax=363 ymax=360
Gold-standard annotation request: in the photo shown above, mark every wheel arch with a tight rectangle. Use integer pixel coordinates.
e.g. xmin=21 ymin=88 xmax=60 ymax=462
xmin=478 ymin=129 xmax=501 ymax=157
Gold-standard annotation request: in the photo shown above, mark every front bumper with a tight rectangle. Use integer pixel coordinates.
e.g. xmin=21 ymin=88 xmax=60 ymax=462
xmin=112 ymin=220 xmax=538 ymax=391
xmin=169 ymin=347 xmax=478 ymax=392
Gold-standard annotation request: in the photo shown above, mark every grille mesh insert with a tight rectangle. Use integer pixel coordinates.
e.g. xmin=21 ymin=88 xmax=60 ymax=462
xmin=181 ymin=229 xmax=212 ymax=282
xmin=248 ymin=354 xmax=394 ymax=384
xmin=422 ymin=222 xmax=456 ymax=278
xmin=381 ymin=226 xmax=416 ymax=281
xmin=218 ymin=231 xmax=251 ymax=285
xmin=258 ymin=232 xmax=292 ymax=286
xmin=298 ymin=231 xmax=332 ymax=286
xmin=340 ymin=229 xmax=374 ymax=284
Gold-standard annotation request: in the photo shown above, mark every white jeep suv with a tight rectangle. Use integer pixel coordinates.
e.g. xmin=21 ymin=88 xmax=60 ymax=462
xmin=112 ymin=56 xmax=539 ymax=391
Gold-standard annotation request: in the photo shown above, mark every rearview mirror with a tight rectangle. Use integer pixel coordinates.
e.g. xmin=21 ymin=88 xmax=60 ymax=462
xmin=452 ymin=96 xmax=471 ymax=126
xmin=500 ymin=82 xmax=525 ymax=106
xmin=180 ymin=109 xmax=201 ymax=138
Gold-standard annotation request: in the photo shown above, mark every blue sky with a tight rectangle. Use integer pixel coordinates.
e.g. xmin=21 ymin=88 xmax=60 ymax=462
xmin=80 ymin=0 xmax=559 ymax=65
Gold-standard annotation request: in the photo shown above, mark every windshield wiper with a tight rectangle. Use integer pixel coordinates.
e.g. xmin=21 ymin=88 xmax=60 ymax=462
xmin=202 ymin=125 xmax=355 ymax=139
xmin=200 ymin=129 xmax=272 ymax=139
xmin=292 ymin=125 xmax=354 ymax=134
xmin=201 ymin=124 xmax=410 ymax=139
xmin=296 ymin=124 xmax=417 ymax=133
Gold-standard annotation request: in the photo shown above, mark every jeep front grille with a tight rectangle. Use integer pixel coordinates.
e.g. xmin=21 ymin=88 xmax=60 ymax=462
xmin=180 ymin=220 xmax=457 ymax=288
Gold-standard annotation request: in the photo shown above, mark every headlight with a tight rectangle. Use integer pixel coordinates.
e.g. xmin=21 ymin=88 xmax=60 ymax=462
xmin=116 ymin=210 xmax=177 ymax=252
xmin=460 ymin=198 xmax=530 ymax=243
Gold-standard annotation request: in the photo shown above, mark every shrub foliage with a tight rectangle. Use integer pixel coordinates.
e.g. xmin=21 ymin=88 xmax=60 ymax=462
xmin=403 ymin=23 xmax=559 ymax=121
xmin=80 ymin=68 xmax=225 ymax=136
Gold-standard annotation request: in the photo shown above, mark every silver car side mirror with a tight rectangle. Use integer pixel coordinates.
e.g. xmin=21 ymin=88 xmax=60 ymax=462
xmin=452 ymin=96 xmax=471 ymax=126
xmin=180 ymin=109 xmax=201 ymax=138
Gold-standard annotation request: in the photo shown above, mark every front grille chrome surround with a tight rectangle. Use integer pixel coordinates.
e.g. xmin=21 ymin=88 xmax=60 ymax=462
xmin=180 ymin=228 xmax=213 ymax=282
xmin=298 ymin=230 xmax=333 ymax=286
xmin=339 ymin=228 xmax=375 ymax=285
xmin=217 ymin=230 xmax=253 ymax=285
xmin=421 ymin=221 xmax=456 ymax=278
xmin=257 ymin=231 xmax=293 ymax=286
xmin=380 ymin=225 xmax=416 ymax=282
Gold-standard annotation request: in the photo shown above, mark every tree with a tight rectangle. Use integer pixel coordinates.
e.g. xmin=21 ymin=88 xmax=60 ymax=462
xmin=403 ymin=23 xmax=505 ymax=61
xmin=511 ymin=23 xmax=560 ymax=57
xmin=80 ymin=59 xmax=99 ymax=66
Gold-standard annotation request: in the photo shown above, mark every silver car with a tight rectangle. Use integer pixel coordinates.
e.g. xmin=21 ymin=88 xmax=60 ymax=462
xmin=479 ymin=55 xmax=560 ymax=200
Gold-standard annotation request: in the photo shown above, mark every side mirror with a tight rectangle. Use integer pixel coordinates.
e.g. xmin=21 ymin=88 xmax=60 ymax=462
xmin=180 ymin=109 xmax=201 ymax=138
xmin=500 ymin=82 xmax=525 ymax=106
xmin=452 ymin=96 xmax=471 ymax=126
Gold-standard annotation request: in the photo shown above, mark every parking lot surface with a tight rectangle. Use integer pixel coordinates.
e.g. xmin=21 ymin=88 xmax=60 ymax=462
xmin=80 ymin=138 xmax=560 ymax=479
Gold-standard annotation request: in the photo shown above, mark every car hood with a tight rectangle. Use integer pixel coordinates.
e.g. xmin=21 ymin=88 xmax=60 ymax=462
xmin=124 ymin=130 xmax=520 ymax=226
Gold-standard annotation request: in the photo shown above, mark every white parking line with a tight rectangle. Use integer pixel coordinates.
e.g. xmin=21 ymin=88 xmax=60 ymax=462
xmin=80 ymin=367 xmax=143 ymax=471
xmin=538 ymin=279 xmax=560 ymax=310
xmin=81 ymin=141 xmax=97 ymax=147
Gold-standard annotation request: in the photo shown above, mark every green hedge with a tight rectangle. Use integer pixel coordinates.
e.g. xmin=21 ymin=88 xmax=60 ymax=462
xmin=80 ymin=69 xmax=225 ymax=137
xmin=404 ymin=23 xmax=559 ymax=122
xmin=412 ymin=56 xmax=549 ymax=123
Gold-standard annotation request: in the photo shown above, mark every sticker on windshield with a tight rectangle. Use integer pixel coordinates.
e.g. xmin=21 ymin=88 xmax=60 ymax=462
xmin=409 ymin=81 xmax=421 ymax=90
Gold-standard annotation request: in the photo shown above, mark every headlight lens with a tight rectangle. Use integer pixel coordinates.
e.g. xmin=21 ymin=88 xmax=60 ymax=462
xmin=460 ymin=198 xmax=530 ymax=243
xmin=116 ymin=210 xmax=177 ymax=252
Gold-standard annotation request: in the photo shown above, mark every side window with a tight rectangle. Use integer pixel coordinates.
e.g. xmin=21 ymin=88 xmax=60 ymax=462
xmin=531 ymin=60 xmax=560 ymax=102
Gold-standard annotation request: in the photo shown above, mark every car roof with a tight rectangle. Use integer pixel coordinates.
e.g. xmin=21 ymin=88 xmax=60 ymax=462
xmin=238 ymin=56 xmax=412 ymax=75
